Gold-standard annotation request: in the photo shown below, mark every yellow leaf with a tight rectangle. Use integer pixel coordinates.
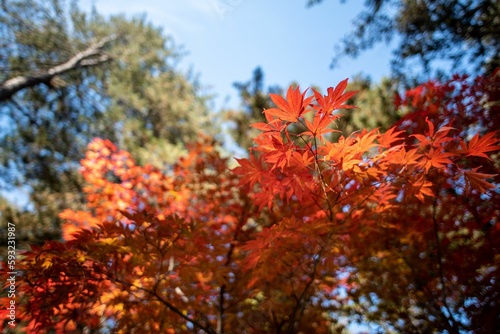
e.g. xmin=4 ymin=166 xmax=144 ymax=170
xmin=41 ymin=258 xmax=52 ymax=270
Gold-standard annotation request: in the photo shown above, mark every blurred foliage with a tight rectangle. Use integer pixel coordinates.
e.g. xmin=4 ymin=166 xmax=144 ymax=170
xmin=337 ymin=74 xmax=400 ymax=138
xmin=0 ymin=0 xmax=213 ymax=248
xmin=341 ymin=70 xmax=500 ymax=333
xmin=222 ymin=67 xmax=282 ymax=150
xmin=308 ymin=0 xmax=500 ymax=83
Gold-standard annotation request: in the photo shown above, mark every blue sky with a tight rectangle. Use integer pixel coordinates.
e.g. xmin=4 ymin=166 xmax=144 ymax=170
xmin=79 ymin=0 xmax=394 ymax=111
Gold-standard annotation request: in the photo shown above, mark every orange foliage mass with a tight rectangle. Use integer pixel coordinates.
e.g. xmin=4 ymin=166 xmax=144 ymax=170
xmin=1 ymin=72 xmax=499 ymax=333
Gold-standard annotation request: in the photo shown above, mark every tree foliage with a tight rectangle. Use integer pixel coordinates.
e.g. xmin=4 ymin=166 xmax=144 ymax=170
xmin=0 ymin=0 xmax=212 ymax=246
xmin=340 ymin=70 xmax=500 ymax=333
xmin=225 ymin=69 xmax=398 ymax=149
xmin=2 ymin=71 xmax=499 ymax=333
xmin=336 ymin=74 xmax=399 ymax=139
xmin=308 ymin=0 xmax=500 ymax=82
xmin=223 ymin=67 xmax=282 ymax=150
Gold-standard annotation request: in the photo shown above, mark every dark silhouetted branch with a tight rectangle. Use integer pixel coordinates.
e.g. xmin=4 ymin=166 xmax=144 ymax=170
xmin=0 ymin=35 xmax=116 ymax=101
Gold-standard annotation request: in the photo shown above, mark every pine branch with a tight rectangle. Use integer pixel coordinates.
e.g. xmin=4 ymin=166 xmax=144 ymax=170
xmin=0 ymin=35 xmax=117 ymax=101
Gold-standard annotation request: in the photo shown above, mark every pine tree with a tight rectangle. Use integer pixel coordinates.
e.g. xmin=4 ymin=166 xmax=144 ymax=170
xmin=0 ymin=0 xmax=213 ymax=247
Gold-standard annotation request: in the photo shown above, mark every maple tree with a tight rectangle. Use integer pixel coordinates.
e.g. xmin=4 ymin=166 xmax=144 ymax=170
xmin=339 ymin=70 xmax=500 ymax=333
xmin=1 ymin=72 xmax=499 ymax=333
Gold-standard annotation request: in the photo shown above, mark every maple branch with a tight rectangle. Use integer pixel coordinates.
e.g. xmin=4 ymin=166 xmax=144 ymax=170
xmin=431 ymin=198 xmax=461 ymax=333
xmin=297 ymin=133 xmax=334 ymax=219
xmin=108 ymin=274 xmax=217 ymax=334
xmin=284 ymin=249 xmax=322 ymax=334
xmin=0 ymin=35 xmax=117 ymax=102
xmin=217 ymin=205 xmax=249 ymax=333
xmin=217 ymin=285 xmax=225 ymax=334
xmin=148 ymin=289 xmax=217 ymax=334
xmin=271 ymin=311 xmax=286 ymax=332
xmin=312 ymin=135 xmax=336 ymax=220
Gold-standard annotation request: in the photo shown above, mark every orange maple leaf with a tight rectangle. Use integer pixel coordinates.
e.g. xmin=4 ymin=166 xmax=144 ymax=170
xmin=312 ymin=78 xmax=357 ymax=114
xmin=354 ymin=129 xmax=379 ymax=154
xmin=381 ymin=147 xmax=422 ymax=167
xmin=378 ymin=126 xmax=404 ymax=149
xmin=233 ymin=155 xmax=266 ymax=189
xmin=411 ymin=175 xmax=435 ymax=202
xmin=261 ymin=135 xmax=296 ymax=171
xmin=301 ymin=112 xmax=339 ymax=141
xmin=250 ymin=111 xmax=284 ymax=134
xmin=460 ymin=131 xmax=500 ymax=160
xmin=421 ymin=147 xmax=455 ymax=172
xmin=264 ymin=86 xmax=313 ymax=122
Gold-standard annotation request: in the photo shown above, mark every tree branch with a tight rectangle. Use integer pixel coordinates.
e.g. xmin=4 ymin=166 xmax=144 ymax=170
xmin=108 ymin=273 xmax=217 ymax=334
xmin=432 ymin=198 xmax=460 ymax=333
xmin=217 ymin=205 xmax=249 ymax=333
xmin=284 ymin=252 xmax=320 ymax=334
xmin=0 ymin=35 xmax=117 ymax=102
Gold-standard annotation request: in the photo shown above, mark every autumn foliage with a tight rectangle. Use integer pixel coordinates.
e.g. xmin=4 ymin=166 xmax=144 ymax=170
xmin=1 ymin=71 xmax=499 ymax=333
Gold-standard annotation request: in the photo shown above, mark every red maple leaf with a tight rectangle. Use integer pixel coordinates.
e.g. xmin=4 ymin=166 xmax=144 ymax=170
xmin=411 ymin=117 xmax=455 ymax=148
xmin=463 ymin=168 xmax=498 ymax=193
